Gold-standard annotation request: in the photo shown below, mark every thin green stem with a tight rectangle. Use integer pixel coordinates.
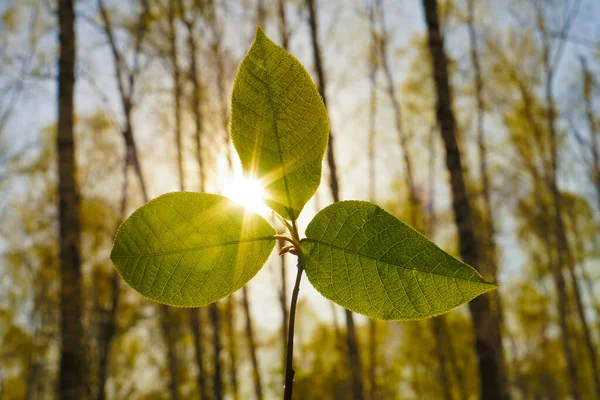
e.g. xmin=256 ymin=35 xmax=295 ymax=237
xmin=283 ymin=253 xmax=304 ymax=400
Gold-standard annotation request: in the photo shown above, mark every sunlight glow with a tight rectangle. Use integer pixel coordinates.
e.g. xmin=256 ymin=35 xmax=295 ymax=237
xmin=223 ymin=173 xmax=270 ymax=216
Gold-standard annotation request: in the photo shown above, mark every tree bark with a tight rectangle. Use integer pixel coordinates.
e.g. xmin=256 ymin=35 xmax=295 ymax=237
xmin=377 ymin=2 xmax=418 ymax=228
xmin=97 ymin=0 xmax=150 ymax=201
xmin=581 ymin=57 xmax=600 ymax=214
xmin=160 ymin=306 xmax=180 ymax=400
xmin=207 ymin=0 xmax=231 ymax=168
xmin=466 ymin=0 xmax=499 ymax=279
xmin=242 ymin=287 xmax=264 ymax=400
xmin=278 ymin=0 xmax=289 ymax=50
xmin=168 ymin=0 xmax=185 ymax=191
xmin=164 ymin=7 xmax=184 ymax=398
xmin=98 ymin=1 xmax=180 ymax=397
xmin=190 ymin=309 xmax=209 ymax=400
xmin=277 ymin=0 xmax=290 ymax=373
xmin=431 ymin=317 xmax=453 ymax=400
xmin=210 ymin=303 xmax=223 ymax=400
xmin=367 ymin=3 xmax=379 ymax=398
xmin=178 ymin=1 xmax=209 ymax=397
xmin=421 ymin=1 xmax=508 ymax=399
xmin=225 ymin=296 xmax=239 ymax=400
xmin=537 ymin=8 xmax=584 ymax=398
xmin=96 ymin=269 xmax=120 ymax=400
xmin=306 ymin=1 xmax=365 ymax=398
xmin=56 ymin=1 xmax=85 ymax=398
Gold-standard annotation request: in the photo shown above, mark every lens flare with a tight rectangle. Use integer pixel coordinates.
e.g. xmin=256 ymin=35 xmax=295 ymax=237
xmin=223 ymin=174 xmax=269 ymax=216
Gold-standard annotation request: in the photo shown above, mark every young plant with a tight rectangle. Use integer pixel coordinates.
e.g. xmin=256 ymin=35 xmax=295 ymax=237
xmin=110 ymin=27 xmax=497 ymax=398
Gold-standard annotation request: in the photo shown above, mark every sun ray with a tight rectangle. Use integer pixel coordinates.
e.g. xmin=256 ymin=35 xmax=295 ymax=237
xmin=223 ymin=172 xmax=270 ymax=217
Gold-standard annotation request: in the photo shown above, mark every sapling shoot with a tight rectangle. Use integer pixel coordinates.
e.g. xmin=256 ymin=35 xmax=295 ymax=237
xmin=110 ymin=27 xmax=497 ymax=399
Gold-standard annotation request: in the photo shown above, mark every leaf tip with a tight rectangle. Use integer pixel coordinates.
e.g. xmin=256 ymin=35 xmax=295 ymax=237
xmin=255 ymin=25 xmax=267 ymax=41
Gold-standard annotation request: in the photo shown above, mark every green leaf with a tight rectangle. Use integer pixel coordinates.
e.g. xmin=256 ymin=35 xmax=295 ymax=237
xmin=231 ymin=27 xmax=329 ymax=221
xmin=110 ymin=192 xmax=276 ymax=307
xmin=302 ymin=201 xmax=498 ymax=320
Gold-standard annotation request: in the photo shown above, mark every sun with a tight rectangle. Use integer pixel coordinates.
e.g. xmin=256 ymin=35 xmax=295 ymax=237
xmin=223 ymin=173 xmax=270 ymax=216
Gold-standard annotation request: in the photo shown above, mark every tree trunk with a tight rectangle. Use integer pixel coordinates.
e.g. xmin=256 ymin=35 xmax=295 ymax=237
xmin=306 ymin=1 xmax=364 ymax=398
xmin=97 ymin=0 xmax=150 ymax=201
xmin=56 ymin=1 xmax=85 ymax=398
xmin=277 ymin=0 xmax=290 ymax=373
xmin=168 ymin=0 xmax=185 ymax=191
xmin=190 ymin=309 xmax=209 ymax=400
xmin=160 ymin=306 xmax=180 ymax=400
xmin=179 ymin=1 xmax=209 ymax=397
xmin=465 ymin=6 xmax=511 ymax=395
xmin=225 ymin=296 xmax=239 ymax=400
xmin=278 ymin=0 xmax=289 ymax=50
xmin=565 ymin=201 xmax=600 ymax=396
xmin=278 ymin=241 xmax=289 ymax=372
xmin=368 ymin=319 xmax=377 ymax=400
xmin=377 ymin=5 xmax=418 ymax=228
xmin=242 ymin=287 xmax=264 ymax=400
xmin=98 ymin=1 xmax=182 ymax=397
xmin=96 ymin=270 xmax=120 ymax=400
xmin=466 ymin=0 xmax=500 ymax=282
xmin=207 ymin=0 xmax=231 ymax=169
xmin=581 ymin=50 xmax=600 ymax=211
xmin=421 ymin=1 xmax=508 ymax=399
xmin=538 ymin=10 xmax=584 ymax=398
xmin=210 ymin=303 xmax=223 ymax=400
xmin=431 ymin=317 xmax=453 ymax=400
xmin=367 ymin=3 xmax=379 ymax=398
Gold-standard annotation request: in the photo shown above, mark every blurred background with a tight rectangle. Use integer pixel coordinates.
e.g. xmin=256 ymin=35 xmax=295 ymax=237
xmin=1 ymin=0 xmax=600 ymax=399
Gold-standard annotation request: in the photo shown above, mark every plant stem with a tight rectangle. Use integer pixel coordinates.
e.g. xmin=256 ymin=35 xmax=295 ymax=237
xmin=283 ymin=255 xmax=304 ymax=400
xmin=274 ymin=235 xmax=298 ymax=247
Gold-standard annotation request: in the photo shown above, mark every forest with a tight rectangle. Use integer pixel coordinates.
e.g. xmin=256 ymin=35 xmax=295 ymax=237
xmin=1 ymin=0 xmax=599 ymax=399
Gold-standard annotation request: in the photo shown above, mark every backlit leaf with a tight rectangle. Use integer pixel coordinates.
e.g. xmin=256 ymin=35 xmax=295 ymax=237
xmin=110 ymin=192 xmax=275 ymax=307
xmin=302 ymin=201 xmax=497 ymax=320
xmin=231 ymin=27 xmax=329 ymax=221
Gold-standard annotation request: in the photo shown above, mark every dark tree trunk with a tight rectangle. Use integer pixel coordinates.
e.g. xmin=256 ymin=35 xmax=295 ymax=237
xmin=97 ymin=0 xmax=149 ymax=202
xmin=98 ymin=1 xmax=182 ymax=397
xmin=538 ymin=11 xmax=584 ymax=398
xmin=225 ymin=297 xmax=239 ymax=400
xmin=179 ymin=1 xmax=209 ymax=397
xmin=565 ymin=200 xmax=600 ymax=396
xmin=431 ymin=317 xmax=453 ymax=400
xmin=190 ymin=309 xmax=209 ymax=400
xmin=56 ymin=1 xmax=85 ymax=398
xmin=344 ymin=309 xmax=365 ymax=400
xmin=278 ymin=241 xmax=289 ymax=372
xmin=207 ymin=0 xmax=231 ymax=168
xmin=242 ymin=287 xmax=264 ymax=400
xmin=96 ymin=271 xmax=119 ymax=400
xmin=466 ymin=0 xmax=499 ymax=281
xmin=377 ymin=4 xmax=418 ymax=228
xmin=210 ymin=303 xmax=223 ymax=400
xmin=278 ymin=0 xmax=289 ymax=50
xmin=277 ymin=0 xmax=290 ymax=373
xmin=306 ymin=1 xmax=364 ymax=399
xmin=164 ymin=5 xmax=184 ymax=398
xmin=421 ymin=1 xmax=508 ymax=399
xmin=168 ymin=0 xmax=185 ymax=191
xmin=367 ymin=3 xmax=379 ymax=398
xmin=160 ymin=306 xmax=180 ymax=400
xmin=583 ymin=61 xmax=600 ymax=209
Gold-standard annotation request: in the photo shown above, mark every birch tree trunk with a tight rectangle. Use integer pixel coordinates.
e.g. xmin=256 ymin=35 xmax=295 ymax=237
xmin=305 ymin=2 xmax=365 ymax=398
xmin=179 ymin=0 xmax=209 ymax=396
xmin=56 ymin=1 xmax=85 ymax=397
xmin=421 ymin=1 xmax=509 ymax=399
